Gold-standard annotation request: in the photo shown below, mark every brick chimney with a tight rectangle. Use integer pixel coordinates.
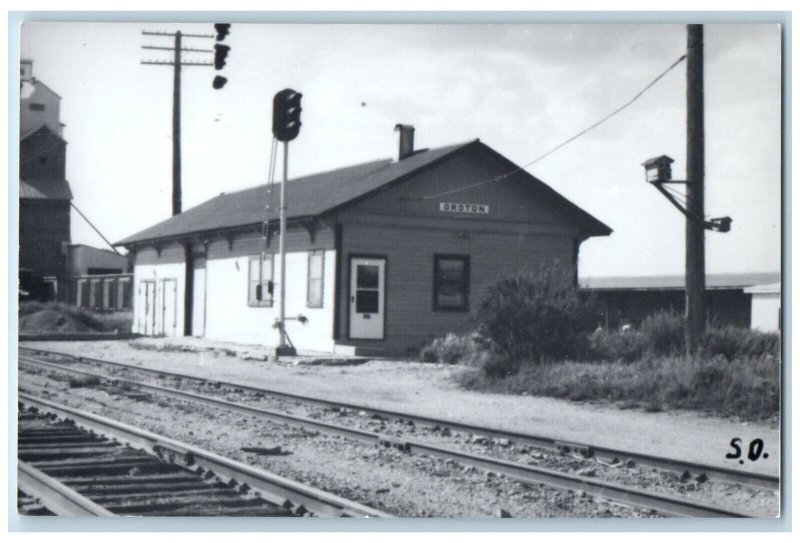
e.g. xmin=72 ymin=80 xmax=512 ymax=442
xmin=393 ymin=124 xmax=415 ymax=162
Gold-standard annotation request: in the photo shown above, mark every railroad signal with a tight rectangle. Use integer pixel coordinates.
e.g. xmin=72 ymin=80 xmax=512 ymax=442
xmin=272 ymin=88 xmax=303 ymax=142
xmin=214 ymin=44 xmax=230 ymax=70
xmin=212 ymin=75 xmax=228 ymax=90
xmin=214 ymin=23 xmax=230 ymax=41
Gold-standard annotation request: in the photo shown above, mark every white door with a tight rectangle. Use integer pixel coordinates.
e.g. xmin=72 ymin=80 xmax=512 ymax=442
xmin=141 ymin=281 xmax=156 ymax=336
xmin=349 ymin=257 xmax=385 ymax=339
xmin=158 ymin=278 xmax=178 ymax=337
xmin=192 ymin=259 xmax=206 ymax=337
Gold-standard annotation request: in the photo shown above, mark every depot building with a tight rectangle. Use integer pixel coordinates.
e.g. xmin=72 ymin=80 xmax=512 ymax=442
xmin=115 ymin=125 xmax=611 ymax=356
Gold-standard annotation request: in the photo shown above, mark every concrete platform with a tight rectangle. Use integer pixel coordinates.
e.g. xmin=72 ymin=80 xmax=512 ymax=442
xmin=128 ymin=336 xmax=372 ymax=366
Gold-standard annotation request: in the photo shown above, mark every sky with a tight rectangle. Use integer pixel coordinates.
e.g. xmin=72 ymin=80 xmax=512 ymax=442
xmin=17 ymin=22 xmax=782 ymax=278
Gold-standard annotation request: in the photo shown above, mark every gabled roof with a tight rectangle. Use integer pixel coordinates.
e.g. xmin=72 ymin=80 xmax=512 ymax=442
xmin=116 ymin=140 xmax=611 ymax=247
xmin=580 ymin=272 xmax=781 ymax=291
xmin=20 ymin=178 xmax=73 ymax=200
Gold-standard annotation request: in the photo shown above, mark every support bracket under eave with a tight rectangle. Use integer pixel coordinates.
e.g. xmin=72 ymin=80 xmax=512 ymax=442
xmin=299 ymin=218 xmax=318 ymax=244
xmin=221 ymin=232 xmax=235 ymax=252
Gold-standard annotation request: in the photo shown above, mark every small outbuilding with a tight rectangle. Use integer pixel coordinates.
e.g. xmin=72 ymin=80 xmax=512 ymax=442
xmin=116 ymin=126 xmax=611 ymax=355
xmin=744 ymin=282 xmax=781 ymax=332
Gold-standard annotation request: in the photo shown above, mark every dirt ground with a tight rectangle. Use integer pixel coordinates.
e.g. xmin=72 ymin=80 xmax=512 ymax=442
xmin=18 ymin=338 xmax=781 ymax=481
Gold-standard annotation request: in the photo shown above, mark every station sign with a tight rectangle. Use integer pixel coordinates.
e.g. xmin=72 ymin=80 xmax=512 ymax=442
xmin=439 ymin=202 xmax=490 ymax=215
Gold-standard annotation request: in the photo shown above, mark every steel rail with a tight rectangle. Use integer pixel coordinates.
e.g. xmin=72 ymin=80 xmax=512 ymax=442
xmin=18 ymin=392 xmax=390 ymax=519
xmin=19 ymin=346 xmax=779 ymax=491
xmin=18 ymin=461 xmax=116 ymax=516
xmin=20 ymin=358 xmax=754 ymax=518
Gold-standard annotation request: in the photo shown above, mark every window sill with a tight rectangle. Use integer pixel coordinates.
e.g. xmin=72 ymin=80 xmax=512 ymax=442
xmin=433 ymin=306 xmax=470 ymax=313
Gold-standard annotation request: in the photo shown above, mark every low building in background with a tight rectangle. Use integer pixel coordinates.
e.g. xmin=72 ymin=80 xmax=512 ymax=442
xmin=581 ymin=272 xmax=781 ymax=332
xmin=68 ymin=244 xmax=132 ymax=312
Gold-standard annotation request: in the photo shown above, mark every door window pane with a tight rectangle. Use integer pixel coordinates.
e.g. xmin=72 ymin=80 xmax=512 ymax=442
xmin=356 ymin=290 xmax=379 ymax=314
xmin=357 ymin=265 xmax=379 ymax=289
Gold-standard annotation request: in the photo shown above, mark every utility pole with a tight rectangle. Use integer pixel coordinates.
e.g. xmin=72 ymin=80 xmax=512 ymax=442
xmin=685 ymin=24 xmax=706 ymax=355
xmin=141 ymin=30 xmax=214 ymax=216
xmin=172 ymin=31 xmax=182 ymax=216
xmin=645 ymin=26 xmax=730 ymax=356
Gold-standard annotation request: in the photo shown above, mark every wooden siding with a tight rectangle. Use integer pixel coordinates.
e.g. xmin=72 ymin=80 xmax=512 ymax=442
xmin=135 ymin=243 xmax=186 ymax=266
xmin=20 ymin=131 xmax=67 ymax=180
xmin=205 ymin=224 xmax=335 ymax=260
xmin=344 ymin=147 xmax=585 ymax=231
xmin=337 ymin=218 xmax=575 ymax=354
xmin=332 ymin=146 xmax=588 ymax=354
xmin=19 ymin=199 xmax=71 ymax=280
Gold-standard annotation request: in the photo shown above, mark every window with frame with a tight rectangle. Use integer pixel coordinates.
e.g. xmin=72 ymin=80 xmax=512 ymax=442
xmin=307 ymin=250 xmax=325 ymax=308
xmin=248 ymin=254 xmax=274 ymax=307
xmin=433 ymin=254 xmax=470 ymax=311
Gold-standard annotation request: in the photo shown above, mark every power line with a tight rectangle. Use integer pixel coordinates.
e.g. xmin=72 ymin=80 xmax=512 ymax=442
xmin=70 ymin=202 xmax=122 ymax=255
xmin=419 ymin=53 xmax=688 ymax=201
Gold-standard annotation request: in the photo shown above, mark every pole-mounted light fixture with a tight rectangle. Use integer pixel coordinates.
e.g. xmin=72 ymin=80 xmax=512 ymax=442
xmin=642 ymin=155 xmax=731 ymax=233
xmin=642 ymin=155 xmax=674 ymax=184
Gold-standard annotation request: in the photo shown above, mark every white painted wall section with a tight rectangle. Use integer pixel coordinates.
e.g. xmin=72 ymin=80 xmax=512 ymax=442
xmin=750 ymin=293 xmax=781 ymax=332
xmin=131 ymin=262 xmax=186 ymax=337
xmin=204 ymin=250 xmax=337 ymax=352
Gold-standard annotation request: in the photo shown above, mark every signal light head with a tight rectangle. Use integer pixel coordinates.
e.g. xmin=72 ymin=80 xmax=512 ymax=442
xmin=212 ymin=75 xmax=228 ymax=90
xmin=272 ymin=88 xmax=303 ymax=142
xmin=214 ymin=44 xmax=230 ymax=70
xmin=214 ymin=23 xmax=231 ymax=41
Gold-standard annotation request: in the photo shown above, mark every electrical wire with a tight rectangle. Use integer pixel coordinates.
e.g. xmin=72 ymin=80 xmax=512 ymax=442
xmin=70 ymin=202 xmax=122 ymax=255
xmin=420 ymin=53 xmax=688 ymax=201
xmin=259 ymin=136 xmax=278 ymax=290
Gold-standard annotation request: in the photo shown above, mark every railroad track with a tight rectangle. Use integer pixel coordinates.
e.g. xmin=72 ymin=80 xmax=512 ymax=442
xmin=18 ymin=350 xmax=761 ymax=517
xmin=19 ymin=346 xmax=779 ymax=491
xmin=17 ymin=393 xmax=391 ymax=518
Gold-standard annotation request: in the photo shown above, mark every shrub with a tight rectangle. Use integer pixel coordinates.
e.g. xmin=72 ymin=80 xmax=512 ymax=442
xmin=587 ymin=310 xmax=782 ymax=363
xmin=638 ymin=310 xmax=685 ymax=356
xmin=588 ymin=329 xmax=644 ymax=362
xmin=420 ymin=333 xmax=474 ymax=364
xmin=474 ymin=263 xmax=596 ymax=366
xmin=702 ymin=326 xmax=781 ymax=360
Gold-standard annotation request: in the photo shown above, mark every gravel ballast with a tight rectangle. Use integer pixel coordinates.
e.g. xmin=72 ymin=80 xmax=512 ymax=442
xmin=17 ymin=340 xmax=781 ymax=517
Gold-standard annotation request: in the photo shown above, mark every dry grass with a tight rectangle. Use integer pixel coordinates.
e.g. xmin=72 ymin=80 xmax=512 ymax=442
xmin=455 ymin=354 xmax=781 ymax=421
